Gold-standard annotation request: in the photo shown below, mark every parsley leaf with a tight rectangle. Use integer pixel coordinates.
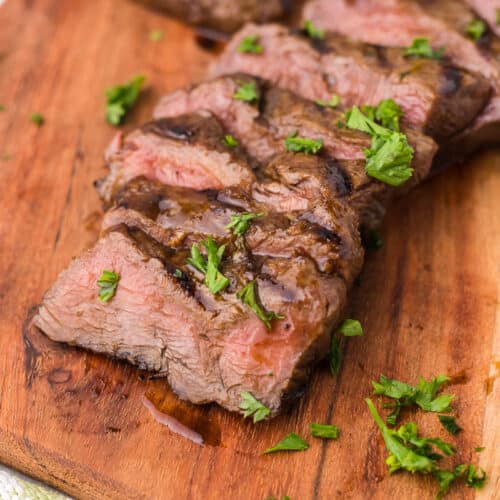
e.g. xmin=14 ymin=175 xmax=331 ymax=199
xmin=310 ymin=423 xmax=339 ymax=439
xmin=361 ymin=99 xmax=403 ymax=132
xmin=434 ymin=464 xmax=486 ymax=499
xmin=337 ymin=319 xmax=363 ymax=337
xmin=315 ymin=95 xmax=340 ymax=108
xmin=345 ymin=106 xmax=413 ymax=187
xmin=465 ymin=19 xmax=486 ymax=41
xmin=265 ymin=496 xmax=290 ymax=500
xmin=31 ymin=113 xmax=44 ymax=126
xmin=105 ymin=75 xmax=145 ymax=126
xmin=240 ymin=391 xmax=270 ymax=423
xmin=149 ymin=29 xmax=164 ymax=41
xmin=238 ymin=35 xmax=263 ymax=54
xmin=225 ymin=212 xmax=264 ymax=236
xmin=237 ymin=280 xmax=284 ymax=329
xmin=264 ymin=433 xmax=309 ymax=454
xmin=438 ymin=415 xmax=462 ymax=435
xmin=224 ymin=134 xmax=239 ymax=147
xmin=285 ymin=132 xmax=323 ymax=155
xmin=304 ymin=20 xmax=325 ymax=40
xmin=174 ymin=268 xmax=183 ymax=278
xmin=187 ymin=237 xmax=229 ymax=295
xmin=328 ymin=336 xmax=342 ymax=375
xmin=404 ymin=37 xmax=445 ymax=59
xmin=234 ymin=81 xmax=258 ymax=102
xmin=97 ymin=270 xmax=120 ymax=302
xmin=0 ymin=104 xmax=5 ymax=111
xmin=372 ymin=374 xmax=453 ymax=425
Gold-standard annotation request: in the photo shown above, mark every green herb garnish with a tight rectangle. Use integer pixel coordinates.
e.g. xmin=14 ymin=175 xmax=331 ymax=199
xmin=264 ymin=433 xmax=309 ymax=454
xmin=434 ymin=465 xmax=486 ymax=499
xmin=97 ymin=270 xmax=120 ymax=302
xmin=315 ymin=95 xmax=340 ymax=108
xmin=285 ymin=132 xmax=323 ymax=155
xmin=0 ymin=104 xmax=5 ymax=111
xmin=475 ymin=447 xmax=485 ymax=452
xmin=174 ymin=268 xmax=183 ymax=278
xmin=225 ymin=212 xmax=264 ymax=236
xmin=240 ymin=391 xmax=270 ymax=423
xmin=337 ymin=319 xmax=363 ymax=337
xmin=187 ymin=237 xmax=229 ymax=295
xmin=234 ymin=81 xmax=258 ymax=102
xmin=372 ymin=374 xmax=453 ymax=425
xmin=310 ymin=423 xmax=339 ymax=439
xmin=361 ymin=99 xmax=403 ymax=132
xmin=224 ymin=134 xmax=239 ymax=148
xmin=304 ymin=20 xmax=325 ymax=40
xmin=237 ymin=280 xmax=284 ymax=330
xmin=465 ymin=19 xmax=487 ymax=41
xmin=105 ymin=75 xmax=145 ymax=125
xmin=345 ymin=106 xmax=413 ymax=186
xmin=328 ymin=336 xmax=342 ymax=375
xmin=31 ymin=113 xmax=44 ymax=126
xmin=438 ymin=415 xmax=462 ymax=435
xmin=149 ymin=29 xmax=164 ymax=41
xmin=497 ymin=9 xmax=500 ymax=25
xmin=404 ymin=37 xmax=445 ymax=59
xmin=238 ymin=35 xmax=263 ymax=54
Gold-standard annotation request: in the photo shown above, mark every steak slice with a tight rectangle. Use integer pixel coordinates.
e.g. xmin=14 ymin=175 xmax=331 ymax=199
xmin=301 ymin=0 xmax=500 ymax=155
xmin=464 ymin=0 xmax=500 ymax=37
xmin=96 ymin=111 xmax=256 ymax=206
xmin=154 ymin=74 xmax=437 ymax=228
xmin=131 ymin=0 xmax=287 ymax=34
xmin=210 ymin=24 xmax=491 ymax=139
xmin=35 ymin=170 xmax=361 ymax=414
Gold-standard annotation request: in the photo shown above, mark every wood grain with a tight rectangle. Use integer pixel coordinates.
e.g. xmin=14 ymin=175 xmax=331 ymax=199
xmin=0 ymin=0 xmax=498 ymax=499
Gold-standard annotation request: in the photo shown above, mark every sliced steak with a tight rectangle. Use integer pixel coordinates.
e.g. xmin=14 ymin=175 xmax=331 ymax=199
xmin=35 ymin=170 xmax=361 ymax=414
xmin=210 ymin=24 xmax=491 ymax=139
xmin=96 ymin=111 xmax=255 ymax=206
xmin=154 ymin=74 xmax=437 ymax=228
xmin=461 ymin=0 xmax=500 ymax=38
xmin=131 ymin=0 xmax=287 ymax=34
xmin=301 ymin=0 xmax=500 ymax=155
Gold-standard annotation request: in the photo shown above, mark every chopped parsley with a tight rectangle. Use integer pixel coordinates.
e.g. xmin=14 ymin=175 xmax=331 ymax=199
xmin=337 ymin=319 xmax=363 ymax=337
xmin=438 ymin=415 xmax=462 ymax=435
xmin=497 ymin=9 xmax=500 ymax=25
xmin=345 ymin=106 xmax=414 ymax=187
xmin=240 ymin=391 xmax=270 ymax=423
xmin=372 ymin=374 xmax=454 ymax=425
xmin=404 ymin=37 xmax=445 ymax=59
xmin=97 ymin=270 xmax=120 ymax=302
xmin=304 ymin=20 xmax=325 ymax=40
xmin=366 ymin=398 xmax=486 ymax=499
xmin=315 ymin=95 xmax=340 ymax=108
xmin=0 ymin=104 xmax=5 ymax=111
xmin=328 ymin=336 xmax=342 ymax=375
xmin=264 ymin=433 xmax=309 ymax=454
xmin=234 ymin=81 xmax=258 ymax=102
xmin=1 ymin=154 xmax=12 ymax=161
xmin=224 ymin=134 xmax=239 ymax=147
xmin=174 ymin=268 xmax=183 ymax=278
xmin=465 ymin=19 xmax=487 ymax=41
xmin=187 ymin=237 xmax=229 ymax=295
xmin=149 ymin=29 xmax=164 ymax=41
xmin=31 ymin=113 xmax=44 ymax=126
xmin=238 ymin=35 xmax=263 ymax=54
xmin=237 ymin=280 xmax=284 ymax=330
xmin=105 ymin=75 xmax=145 ymax=125
xmin=310 ymin=423 xmax=339 ymax=439
xmin=360 ymin=99 xmax=403 ymax=132
xmin=285 ymin=132 xmax=323 ymax=155
xmin=265 ymin=496 xmax=290 ymax=500
xmin=475 ymin=447 xmax=485 ymax=452
xmin=225 ymin=212 xmax=264 ymax=236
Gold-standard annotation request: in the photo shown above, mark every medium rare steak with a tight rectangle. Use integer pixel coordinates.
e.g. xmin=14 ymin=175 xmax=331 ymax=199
xmin=210 ymin=24 xmax=491 ymax=139
xmin=464 ymin=0 xmax=500 ymax=37
xmin=96 ymin=111 xmax=255 ymax=206
xmin=35 ymin=171 xmax=362 ymax=414
xmin=154 ymin=74 xmax=437 ymax=228
xmin=132 ymin=0 xmax=287 ymax=34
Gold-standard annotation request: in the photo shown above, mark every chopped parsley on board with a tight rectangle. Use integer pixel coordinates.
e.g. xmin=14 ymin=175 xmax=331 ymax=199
xmin=105 ymin=75 xmax=145 ymax=125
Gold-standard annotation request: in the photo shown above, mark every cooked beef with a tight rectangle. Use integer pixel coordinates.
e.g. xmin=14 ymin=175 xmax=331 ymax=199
xmin=96 ymin=111 xmax=255 ymax=206
xmin=210 ymin=24 xmax=491 ymax=139
xmin=154 ymin=74 xmax=437 ymax=228
xmin=132 ymin=0 xmax=287 ymax=34
xmin=35 ymin=171 xmax=362 ymax=414
xmin=464 ymin=0 xmax=500 ymax=38
xmin=301 ymin=0 xmax=500 ymax=154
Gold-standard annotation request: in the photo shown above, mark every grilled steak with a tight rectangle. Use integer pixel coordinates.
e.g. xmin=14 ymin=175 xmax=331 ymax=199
xmin=301 ymin=0 xmax=500 ymax=156
xmin=154 ymin=74 xmax=437 ymax=228
xmin=131 ymin=0 xmax=287 ymax=34
xmin=210 ymin=24 xmax=491 ymax=139
xmin=35 ymin=170 xmax=362 ymax=414
xmin=463 ymin=0 xmax=500 ymax=38
xmin=96 ymin=111 xmax=255 ymax=206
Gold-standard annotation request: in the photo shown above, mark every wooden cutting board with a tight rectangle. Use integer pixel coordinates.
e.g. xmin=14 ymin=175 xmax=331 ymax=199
xmin=0 ymin=0 xmax=498 ymax=498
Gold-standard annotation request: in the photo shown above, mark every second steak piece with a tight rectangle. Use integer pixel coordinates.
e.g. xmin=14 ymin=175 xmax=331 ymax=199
xmin=210 ymin=24 xmax=491 ymax=140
